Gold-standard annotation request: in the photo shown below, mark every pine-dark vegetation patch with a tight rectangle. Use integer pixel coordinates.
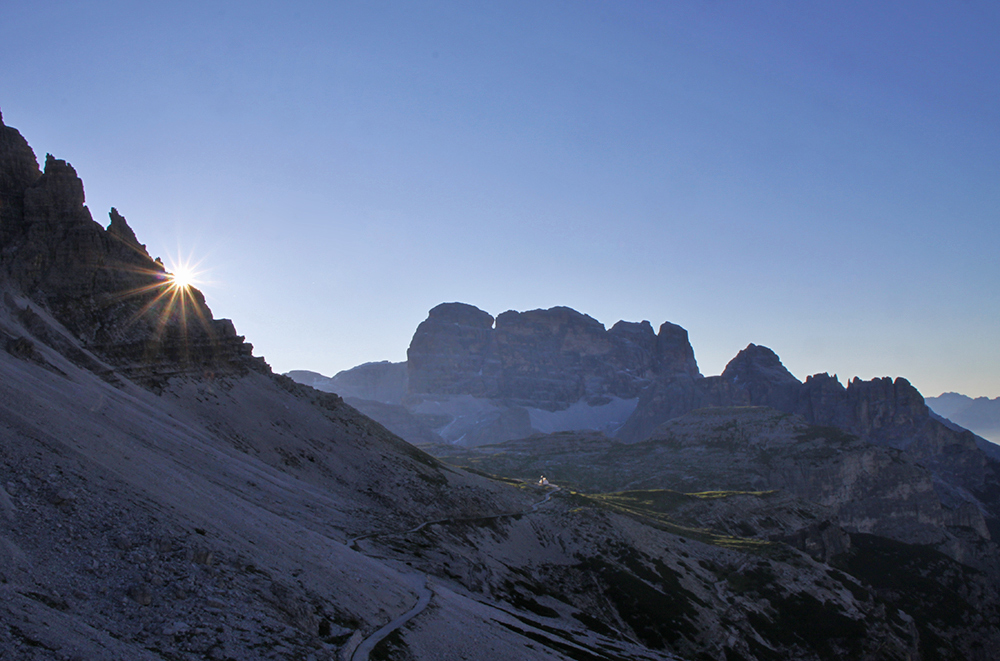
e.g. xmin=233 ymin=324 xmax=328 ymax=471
xmin=794 ymin=425 xmax=857 ymax=445
xmin=571 ymin=611 xmax=619 ymax=638
xmin=746 ymin=593 xmax=866 ymax=658
xmin=370 ymin=628 xmax=410 ymax=661
xmin=503 ymin=579 xmax=560 ymax=618
xmin=576 ymin=546 xmax=701 ymax=648
xmin=836 ymin=533 xmax=988 ymax=658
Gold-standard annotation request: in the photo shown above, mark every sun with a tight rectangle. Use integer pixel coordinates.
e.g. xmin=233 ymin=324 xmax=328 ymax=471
xmin=164 ymin=254 xmax=205 ymax=291
xmin=168 ymin=265 xmax=197 ymax=290
xmin=115 ymin=249 xmax=214 ymax=348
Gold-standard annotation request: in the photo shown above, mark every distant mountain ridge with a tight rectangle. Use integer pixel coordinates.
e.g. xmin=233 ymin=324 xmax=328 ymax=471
xmin=290 ymin=302 xmax=1000 ymax=548
xmin=927 ymin=392 xmax=1000 ymax=444
xmin=407 ymin=302 xmax=699 ymax=407
xmin=287 ymin=361 xmax=408 ymax=404
xmin=291 ymin=304 xmax=991 ymax=463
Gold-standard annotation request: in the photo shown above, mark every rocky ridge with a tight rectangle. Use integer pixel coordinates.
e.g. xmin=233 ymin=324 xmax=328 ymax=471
xmin=0 ymin=114 xmax=254 ymax=385
xmin=407 ymin=302 xmax=699 ymax=408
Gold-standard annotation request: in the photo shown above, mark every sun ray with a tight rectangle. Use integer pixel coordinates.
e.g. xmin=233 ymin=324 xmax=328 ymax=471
xmin=99 ymin=244 xmax=221 ymax=369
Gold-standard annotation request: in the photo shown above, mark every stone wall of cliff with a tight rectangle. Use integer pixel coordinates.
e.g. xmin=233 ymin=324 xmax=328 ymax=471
xmin=406 ymin=302 xmax=702 ymax=411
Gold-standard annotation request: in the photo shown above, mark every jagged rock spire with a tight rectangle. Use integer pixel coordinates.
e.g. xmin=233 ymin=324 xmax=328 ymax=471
xmin=0 ymin=112 xmax=258 ymax=384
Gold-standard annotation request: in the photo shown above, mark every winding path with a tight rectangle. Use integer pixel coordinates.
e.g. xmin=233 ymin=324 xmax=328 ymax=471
xmin=347 ymin=485 xmax=561 ymax=661
xmin=349 ymin=573 xmax=432 ymax=661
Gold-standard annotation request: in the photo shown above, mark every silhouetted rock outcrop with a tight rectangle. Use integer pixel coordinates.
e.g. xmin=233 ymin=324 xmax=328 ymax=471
xmin=0 ymin=114 xmax=255 ymax=384
xmin=0 ymin=110 xmax=41 ymax=244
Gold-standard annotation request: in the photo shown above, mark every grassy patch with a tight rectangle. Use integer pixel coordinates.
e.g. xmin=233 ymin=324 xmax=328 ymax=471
xmin=588 ymin=490 xmax=779 ymax=554
xmin=794 ymin=425 xmax=857 ymax=445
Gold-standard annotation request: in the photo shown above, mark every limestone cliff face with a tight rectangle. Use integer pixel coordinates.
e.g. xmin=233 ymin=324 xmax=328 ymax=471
xmin=801 ymin=375 xmax=928 ymax=443
xmin=406 ymin=302 xmax=501 ymax=397
xmin=406 ymin=303 xmax=700 ymax=411
xmin=0 ymin=114 xmax=255 ymax=383
xmin=654 ymin=321 xmax=701 ymax=378
xmin=494 ymin=306 xmax=647 ymax=408
xmin=652 ymin=408 xmax=987 ymax=546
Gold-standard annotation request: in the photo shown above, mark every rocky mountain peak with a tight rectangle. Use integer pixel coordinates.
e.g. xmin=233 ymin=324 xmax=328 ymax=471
xmin=837 ymin=376 xmax=930 ymax=442
xmin=656 ymin=321 xmax=701 ymax=378
xmin=0 ymin=115 xmax=42 ymax=243
xmin=722 ymin=343 xmax=799 ymax=385
xmin=25 ymin=155 xmax=91 ymax=235
xmin=426 ymin=301 xmax=495 ymax=328
xmin=407 ymin=302 xmax=500 ymax=397
xmin=106 ymin=207 xmax=145 ymax=253
xmin=496 ymin=305 xmax=605 ymax=336
xmin=609 ymin=319 xmax=656 ymax=340
xmin=0 ymin=115 xmax=256 ymax=385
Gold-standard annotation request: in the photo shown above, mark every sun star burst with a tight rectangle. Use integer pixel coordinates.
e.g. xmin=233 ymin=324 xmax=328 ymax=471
xmin=168 ymin=264 xmax=198 ymax=290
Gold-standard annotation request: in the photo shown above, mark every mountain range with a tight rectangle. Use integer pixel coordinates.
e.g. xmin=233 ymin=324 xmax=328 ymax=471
xmin=926 ymin=392 xmax=1000 ymax=444
xmin=293 ymin=303 xmax=1000 ymax=507
xmin=4 ymin=109 xmax=1000 ymax=659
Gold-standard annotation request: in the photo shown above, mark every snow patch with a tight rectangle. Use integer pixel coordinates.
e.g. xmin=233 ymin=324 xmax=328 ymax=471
xmin=527 ymin=397 xmax=639 ymax=435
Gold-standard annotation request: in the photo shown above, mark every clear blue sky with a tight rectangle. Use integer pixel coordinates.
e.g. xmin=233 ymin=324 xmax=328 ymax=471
xmin=2 ymin=1 xmax=998 ymax=397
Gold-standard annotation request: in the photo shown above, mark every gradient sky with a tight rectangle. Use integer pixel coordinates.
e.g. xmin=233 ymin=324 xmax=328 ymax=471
xmin=2 ymin=1 xmax=997 ymax=398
